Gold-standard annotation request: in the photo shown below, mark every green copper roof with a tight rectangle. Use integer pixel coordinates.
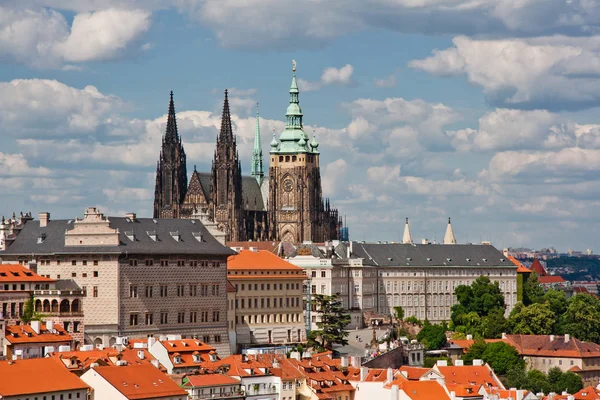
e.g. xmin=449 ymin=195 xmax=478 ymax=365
xmin=270 ymin=60 xmax=317 ymax=155
xmin=251 ymin=102 xmax=264 ymax=185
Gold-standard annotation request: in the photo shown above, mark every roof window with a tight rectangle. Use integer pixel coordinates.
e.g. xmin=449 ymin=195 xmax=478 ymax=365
xmin=170 ymin=231 xmax=180 ymax=242
xmin=125 ymin=231 xmax=135 ymax=241
xmin=37 ymin=233 xmax=46 ymax=244
xmin=146 ymin=231 xmax=157 ymax=241
xmin=192 ymin=232 xmax=203 ymax=242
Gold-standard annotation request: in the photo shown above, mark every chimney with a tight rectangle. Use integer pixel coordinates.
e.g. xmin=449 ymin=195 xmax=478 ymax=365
xmin=31 ymin=321 xmax=41 ymax=334
xmin=125 ymin=213 xmax=136 ymax=221
xmin=28 ymin=262 xmax=38 ymax=274
xmin=454 ymin=360 xmax=464 ymax=366
xmin=138 ymin=350 xmax=145 ymax=360
xmin=386 ymin=367 xmax=394 ymax=384
xmin=390 ymin=384 xmax=399 ymax=400
xmin=473 ymin=359 xmax=484 ymax=366
xmin=45 ymin=321 xmax=53 ymax=332
xmin=340 ymin=356 xmax=348 ymax=367
xmin=148 ymin=336 xmax=156 ymax=349
xmin=501 ymin=332 xmax=507 ymax=339
xmin=151 ymin=359 xmax=160 ymax=369
xmin=466 ymin=334 xmax=473 ymax=340
xmin=39 ymin=212 xmax=50 ymax=228
xmin=360 ymin=366 xmax=368 ymax=381
xmin=565 ymin=334 xmax=570 ymax=343
xmin=516 ymin=389 xmax=524 ymax=400
xmin=450 ymin=391 xmax=456 ymax=400
xmin=436 ymin=360 xmax=448 ymax=367
xmin=422 ymin=238 xmax=429 ymax=245
xmin=550 ymin=335 xmax=554 ymax=342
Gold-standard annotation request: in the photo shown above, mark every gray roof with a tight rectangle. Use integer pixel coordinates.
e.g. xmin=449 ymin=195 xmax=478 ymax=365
xmin=54 ymin=279 xmax=82 ymax=290
xmin=1 ymin=218 xmax=236 ymax=256
xmin=195 ymin=172 xmax=266 ymax=212
xmin=351 ymin=242 xmax=512 ymax=267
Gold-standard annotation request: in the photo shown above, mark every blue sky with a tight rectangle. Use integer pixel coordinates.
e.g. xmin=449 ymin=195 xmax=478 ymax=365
xmin=1 ymin=1 xmax=600 ymax=252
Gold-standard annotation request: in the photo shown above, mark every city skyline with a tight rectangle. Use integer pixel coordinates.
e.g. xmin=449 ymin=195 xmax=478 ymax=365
xmin=1 ymin=1 xmax=599 ymax=251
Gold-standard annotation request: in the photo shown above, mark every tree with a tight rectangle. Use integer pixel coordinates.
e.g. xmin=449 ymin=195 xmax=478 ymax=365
xmin=480 ymin=308 xmax=508 ymax=339
xmin=423 ymin=356 xmax=452 ymax=368
xmin=525 ymin=369 xmax=552 ymax=395
xmin=523 ymin=272 xmax=544 ymax=306
xmin=508 ymin=302 xmax=555 ymax=335
xmin=308 ymin=294 xmax=351 ymax=351
xmin=20 ymin=295 xmax=35 ymax=324
xmin=462 ymin=339 xmax=487 ymax=365
xmin=405 ymin=316 xmax=422 ymax=326
xmin=562 ymin=293 xmax=600 ymax=343
xmin=417 ymin=321 xmax=447 ymax=350
xmin=543 ymin=289 xmax=567 ymax=334
xmin=554 ymin=371 xmax=583 ymax=394
xmin=393 ymin=306 xmax=405 ymax=339
xmin=481 ymin=342 xmax=523 ymax=375
xmin=505 ymin=364 xmax=528 ymax=389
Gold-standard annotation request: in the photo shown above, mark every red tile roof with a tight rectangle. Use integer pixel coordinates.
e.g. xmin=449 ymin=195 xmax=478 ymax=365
xmin=50 ymin=347 xmax=161 ymax=371
xmin=160 ymin=339 xmax=215 ymax=354
xmin=227 ymin=250 xmax=303 ymax=271
xmin=481 ymin=387 xmax=530 ymax=399
xmin=572 ymin=386 xmax=600 ymax=400
xmin=530 ymin=258 xmax=547 ymax=276
xmin=447 ymin=339 xmax=507 ymax=353
xmin=0 ymin=264 xmax=54 ymax=283
xmin=505 ymin=334 xmax=600 ymax=358
xmin=184 ymin=374 xmax=241 ymax=387
xmin=538 ymin=275 xmax=566 ymax=284
xmin=435 ymin=364 xmax=503 ymax=392
xmin=388 ymin=379 xmax=451 ymax=400
xmin=398 ymin=366 xmax=429 ymax=380
xmin=507 ymin=256 xmax=531 ymax=273
xmin=0 ymin=358 xmax=88 ymax=396
xmin=5 ymin=322 xmax=72 ymax=344
xmin=89 ymin=364 xmax=187 ymax=399
xmin=227 ymin=280 xmax=237 ymax=293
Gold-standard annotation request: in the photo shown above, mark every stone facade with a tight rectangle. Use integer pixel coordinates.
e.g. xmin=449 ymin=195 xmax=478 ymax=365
xmin=0 ymin=207 xmax=234 ymax=355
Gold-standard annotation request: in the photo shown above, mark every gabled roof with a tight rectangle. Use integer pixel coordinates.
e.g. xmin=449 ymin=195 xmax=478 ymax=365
xmin=435 ymin=364 xmax=503 ymax=391
xmin=446 ymin=339 xmax=507 ymax=353
xmin=184 ymin=374 xmax=241 ymax=388
xmin=86 ymin=364 xmax=187 ymax=399
xmin=351 ymin=243 xmax=512 ymax=267
xmin=5 ymin=322 xmax=72 ymax=344
xmin=50 ymin=347 xmax=161 ymax=371
xmin=227 ymin=250 xmax=304 ymax=271
xmin=538 ymin=275 xmax=566 ymax=284
xmin=0 ymin=358 xmax=89 ymax=396
xmin=2 ymin=217 xmax=235 ymax=256
xmin=530 ymin=259 xmax=547 ymax=276
xmin=0 ymin=264 xmax=54 ymax=283
xmin=507 ymin=256 xmax=531 ymax=273
xmin=160 ymin=339 xmax=215 ymax=354
xmin=387 ymin=379 xmax=450 ymax=400
xmin=505 ymin=334 xmax=600 ymax=358
xmin=398 ymin=366 xmax=429 ymax=380
xmin=572 ymin=386 xmax=600 ymax=399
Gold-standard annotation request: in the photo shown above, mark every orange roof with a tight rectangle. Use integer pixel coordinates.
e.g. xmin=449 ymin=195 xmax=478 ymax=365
xmin=51 ymin=347 xmax=161 ymax=370
xmin=530 ymin=258 xmax=547 ymax=276
xmin=5 ymin=322 xmax=72 ymax=344
xmin=573 ymin=386 xmax=600 ymax=400
xmin=160 ymin=339 xmax=215 ymax=354
xmin=88 ymin=364 xmax=187 ymax=399
xmin=481 ymin=387 xmax=529 ymax=399
xmin=398 ymin=366 xmax=429 ymax=380
xmin=447 ymin=339 xmax=507 ymax=353
xmin=388 ymin=379 xmax=450 ymax=400
xmin=505 ymin=334 xmax=600 ymax=358
xmin=184 ymin=374 xmax=241 ymax=387
xmin=507 ymin=256 xmax=531 ymax=273
xmin=436 ymin=365 xmax=502 ymax=388
xmin=0 ymin=358 xmax=88 ymax=396
xmin=227 ymin=250 xmax=303 ymax=271
xmin=538 ymin=275 xmax=566 ymax=284
xmin=0 ymin=264 xmax=54 ymax=283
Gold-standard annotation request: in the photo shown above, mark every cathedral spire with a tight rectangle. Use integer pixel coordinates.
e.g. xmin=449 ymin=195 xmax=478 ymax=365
xmin=219 ymin=89 xmax=234 ymax=142
xmin=444 ymin=217 xmax=457 ymax=244
xmin=251 ymin=102 xmax=264 ymax=185
xmin=402 ymin=217 xmax=413 ymax=244
xmin=165 ymin=90 xmax=179 ymax=142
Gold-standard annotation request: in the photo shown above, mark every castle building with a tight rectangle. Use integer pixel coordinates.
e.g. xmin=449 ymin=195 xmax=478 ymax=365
xmin=153 ymin=63 xmax=341 ymax=242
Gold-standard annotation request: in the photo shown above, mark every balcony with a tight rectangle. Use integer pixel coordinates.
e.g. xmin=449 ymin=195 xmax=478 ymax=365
xmin=245 ymin=387 xmax=278 ymax=397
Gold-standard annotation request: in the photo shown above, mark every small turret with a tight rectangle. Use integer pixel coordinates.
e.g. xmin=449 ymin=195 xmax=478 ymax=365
xmin=444 ymin=217 xmax=457 ymax=244
xmin=402 ymin=218 xmax=413 ymax=244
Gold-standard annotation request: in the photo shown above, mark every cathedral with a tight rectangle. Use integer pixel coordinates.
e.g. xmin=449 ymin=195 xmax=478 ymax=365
xmin=153 ymin=64 xmax=342 ymax=242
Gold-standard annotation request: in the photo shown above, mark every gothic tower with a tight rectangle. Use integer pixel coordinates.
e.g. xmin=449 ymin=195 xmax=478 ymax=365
xmin=210 ymin=90 xmax=244 ymax=241
xmin=251 ymin=103 xmax=264 ymax=185
xmin=153 ymin=91 xmax=188 ymax=218
xmin=268 ymin=61 xmax=339 ymax=242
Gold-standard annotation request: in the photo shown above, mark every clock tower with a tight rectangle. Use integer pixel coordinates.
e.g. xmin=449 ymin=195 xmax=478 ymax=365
xmin=268 ymin=61 xmax=340 ymax=242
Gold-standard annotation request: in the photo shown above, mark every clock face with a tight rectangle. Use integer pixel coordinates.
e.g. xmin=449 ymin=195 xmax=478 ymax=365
xmin=284 ymin=179 xmax=293 ymax=192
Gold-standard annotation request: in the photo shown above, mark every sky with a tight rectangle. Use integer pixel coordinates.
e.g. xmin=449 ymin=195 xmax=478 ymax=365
xmin=1 ymin=1 xmax=600 ymax=252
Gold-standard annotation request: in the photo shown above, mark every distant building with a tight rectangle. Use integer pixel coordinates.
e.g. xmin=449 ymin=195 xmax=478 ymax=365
xmin=0 ymin=357 xmax=89 ymax=400
xmin=182 ymin=374 xmax=245 ymax=400
xmin=529 ymin=259 xmax=567 ymax=288
xmin=80 ymin=363 xmax=188 ymax=400
xmin=149 ymin=337 xmax=217 ymax=375
xmin=227 ymin=250 xmax=306 ymax=346
xmin=3 ymin=320 xmax=73 ymax=359
xmin=0 ymin=207 xmax=234 ymax=354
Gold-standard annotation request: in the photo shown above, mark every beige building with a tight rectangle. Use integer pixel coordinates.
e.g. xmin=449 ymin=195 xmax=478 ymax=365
xmin=0 ymin=207 xmax=235 ymax=355
xmin=227 ymin=249 xmax=306 ymax=346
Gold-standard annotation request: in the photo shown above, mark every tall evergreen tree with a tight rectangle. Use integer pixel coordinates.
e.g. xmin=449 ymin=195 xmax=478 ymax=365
xmin=308 ymin=294 xmax=351 ymax=351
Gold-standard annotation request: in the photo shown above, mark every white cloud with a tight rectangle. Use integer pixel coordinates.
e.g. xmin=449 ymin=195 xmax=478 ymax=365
xmin=0 ymin=152 xmax=51 ymax=177
xmin=322 ymin=159 xmax=348 ymax=197
xmin=0 ymin=7 xmax=150 ymax=68
xmin=410 ymin=35 xmax=600 ymax=110
xmin=298 ymin=64 xmax=355 ymax=92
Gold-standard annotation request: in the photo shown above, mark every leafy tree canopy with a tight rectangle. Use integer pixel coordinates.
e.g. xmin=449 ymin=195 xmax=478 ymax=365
xmin=307 ymin=294 xmax=351 ymax=351
xmin=523 ymin=272 xmax=545 ymax=306
xmin=481 ymin=342 xmax=523 ymax=375
xmin=417 ymin=321 xmax=447 ymax=350
xmin=508 ymin=302 xmax=556 ymax=335
xmin=562 ymin=293 xmax=600 ymax=343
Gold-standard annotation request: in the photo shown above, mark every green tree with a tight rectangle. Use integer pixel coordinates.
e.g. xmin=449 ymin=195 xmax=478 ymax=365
xmin=452 ymin=311 xmax=483 ymax=338
xmin=308 ymin=294 xmax=351 ymax=350
xmin=505 ymin=364 xmax=528 ymax=389
xmin=543 ymin=289 xmax=567 ymax=334
xmin=525 ymin=369 xmax=552 ymax=395
xmin=417 ymin=321 xmax=447 ymax=350
xmin=453 ymin=276 xmax=506 ymax=317
xmin=462 ymin=339 xmax=487 ymax=365
xmin=562 ymin=293 xmax=600 ymax=343
xmin=508 ymin=302 xmax=556 ymax=335
xmin=405 ymin=316 xmax=423 ymax=326
xmin=554 ymin=371 xmax=583 ymax=394
xmin=481 ymin=342 xmax=523 ymax=375
xmin=523 ymin=272 xmax=545 ymax=305
xmin=423 ymin=356 xmax=452 ymax=368
xmin=481 ymin=308 xmax=508 ymax=339
xmin=393 ymin=306 xmax=405 ymax=339
xmin=20 ymin=295 xmax=35 ymax=324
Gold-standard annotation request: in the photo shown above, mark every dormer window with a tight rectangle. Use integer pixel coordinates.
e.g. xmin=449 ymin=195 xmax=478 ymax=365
xmin=125 ymin=231 xmax=135 ymax=241
xmin=37 ymin=233 xmax=46 ymax=244
xmin=192 ymin=232 xmax=203 ymax=242
xmin=193 ymin=354 xmax=201 ymax=363
xmin=170 ymin=231 xmax=180 ymax=242
xmin=146 ymin=231 xmax=157 ymax=241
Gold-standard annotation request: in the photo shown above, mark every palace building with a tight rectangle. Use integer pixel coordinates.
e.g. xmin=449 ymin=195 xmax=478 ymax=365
xmin=153 ymin=63 xmax=342 ymax=243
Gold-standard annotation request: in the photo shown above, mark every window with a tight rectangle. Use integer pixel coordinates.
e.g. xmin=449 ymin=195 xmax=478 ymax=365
xmin=160 ymin=312 xmax=168 ymax=324
xmin=190 ymin=284 xmax=197 ymax=296
xmin=72 ymin=260 xmax=77 ymax=266
xmin=177 ymin=260 xmax=185 ymax=267
xmin=160 ymin=285 xmax=168 ymax=297
xmin=145 ymin=259 xmax=154 ymax=266
xmin=261 ymin=284 xmax=265 ymax=290
xmin=267 ymin=284 xmax=270 ymax=290
xmin=93 ymin=271 xmax=98 ymax=277
xmin=213 ymin=311 xmax=220 ymax=322
xmin=203 ymin=335 xmax=210 ymax=343
xmin=160 ymin=259 xmax=169 ymax=267
xmin=177 ymin=285 xmax=185 ymax=296
xmin=72 ymin=272 xmax=76 ymax=278
xmin=93 ymin=286 xmax=98 ymax=297
xmin=190 ymin=311 xmax=197 ymax=323
xmin=145 ymin=285 xmax=153 ymax=297
xmin=212 ymin=284 xmax=219 ymax=296
xmin=261 ymin=298 xmax=265 ymax=308
xmin=130 ymin=314 xmax=138 ymax=326
xmin=214 ymin=335 xmax=221 ymax=343
xmin=321 ymin=271 xmax=326 ymax=278
xmin=93 ymin=260 xmax=98 ymax=266
xmin=201 ymin=311 xmax=209 ymax=322
xmin=130 ymin=285 xmax=138 ymax=298
xmin=241 ymin=299 xmax=245 ymax=308
xmin=129 ymin=260 xmax=138 ymax=266
xmin=82 ymin=260 xmax=87 ymax=266
xmin=178 ymin=312 xmax=185 ymax=323
xmin=145 ymin=313 xmax=154 ymax=325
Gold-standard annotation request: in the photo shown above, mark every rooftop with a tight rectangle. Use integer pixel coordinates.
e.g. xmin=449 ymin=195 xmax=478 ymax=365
xmin=227 ymin=250 xmax=304 ymax=271
xmin=505 ymin=334 xmax=600 ymax=358
xmin=184 ymin=374 xmax=241 ymax=388
xmin=0 ymin=358 xmax=88 ymax=396
xmin=5 ymin=322 xmax=73 ymax=344
xmin=0 ymin=263 xmax=54 ymax=283
xmin=85 ymin=364 xmax=187 ymax=399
